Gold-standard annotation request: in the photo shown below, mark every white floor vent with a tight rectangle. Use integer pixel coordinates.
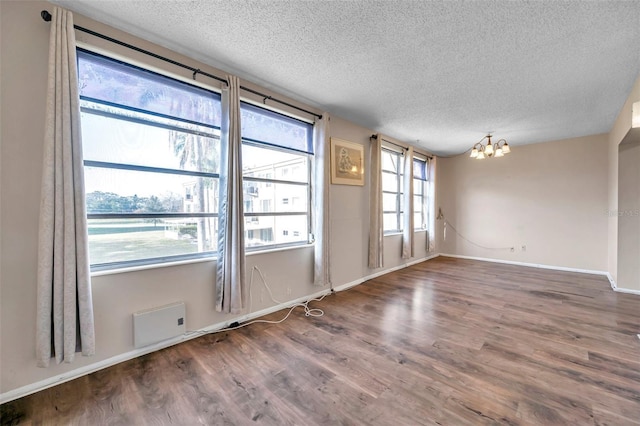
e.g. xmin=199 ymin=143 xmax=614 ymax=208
xmin=133 ymin=302 xmax=186 ymax=348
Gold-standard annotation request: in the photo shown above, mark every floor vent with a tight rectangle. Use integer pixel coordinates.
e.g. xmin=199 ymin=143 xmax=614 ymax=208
xmin=133 ymin=302 xmax=186 ymax=348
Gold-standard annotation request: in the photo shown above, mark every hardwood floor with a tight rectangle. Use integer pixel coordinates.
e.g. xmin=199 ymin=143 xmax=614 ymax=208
xmin=2 ymin=257 xmax=639 ymax=425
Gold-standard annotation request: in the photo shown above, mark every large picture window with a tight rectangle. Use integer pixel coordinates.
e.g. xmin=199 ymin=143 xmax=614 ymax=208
xmin=78 ymin=50 xmax=313 ymax=270
xmin=78 ymin=49 xmax=222 ymax=270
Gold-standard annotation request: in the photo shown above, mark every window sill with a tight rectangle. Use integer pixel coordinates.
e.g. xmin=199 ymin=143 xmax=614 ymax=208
xmin=383 ymin=229 xmax=427 ymax=237
xmin=91 ymin=255 xmax=215 ymax=277
xmin=90 ymin=243 xmax=314 ymax=277
xmin=246 ymin=242 xmax=313 ymax=256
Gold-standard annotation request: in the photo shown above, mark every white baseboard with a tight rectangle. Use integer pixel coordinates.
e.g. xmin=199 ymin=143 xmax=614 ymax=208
xmin=0 ymin=254 xmax=441 ymax=405
xmin=614 ymin=287 xmax=640 ymax=295
xmin=607 ymin=273 xmax=618 ymax=291
xmin=440 ymin=253 xmax=608 ymax=275
xmin=441 ymin=253 xmax=640 ymax=295
xmin=332 ymin=253 xmax=440 ymax=292
xmin=606 ymin=273 xmax=640 ymax=295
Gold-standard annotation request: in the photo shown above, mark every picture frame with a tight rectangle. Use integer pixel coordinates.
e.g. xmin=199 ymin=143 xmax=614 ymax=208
xmin=330 ymin=138 xmax=365 ymax=186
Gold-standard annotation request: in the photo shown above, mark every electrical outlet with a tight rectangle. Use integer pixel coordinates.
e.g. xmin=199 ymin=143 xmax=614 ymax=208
xmin=522 ymin=245 xmax=527 ymax=252
xmin=510 ymin=247 xmax=515 ymax=252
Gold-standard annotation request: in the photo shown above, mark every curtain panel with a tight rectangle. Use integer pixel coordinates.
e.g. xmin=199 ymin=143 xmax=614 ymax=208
xmin=216 ymin=75 xmax=246 ymax=314
xmin=36 ymin=7 xmax=95 ymax=367
xmin=427 ymin=156 xmax=437 ymax=252
xmin=368 ymin=135 xmax=384 ymax=268
xmin=401 ymin=147 xmax=415 ymax=258
xmin=313 ymin=113 xmax=331 ymax=286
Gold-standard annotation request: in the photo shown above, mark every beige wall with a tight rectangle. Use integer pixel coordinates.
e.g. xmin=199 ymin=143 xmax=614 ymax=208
xmin=617 ymin=134 xmax=640 ymax=290
xmin=436 ymin=134 xmax=609 ymax=272
xmin=607 ymin=74 xmax=640 ymax=285
xmin=0 ymin=0 xmax=433 ymax=398
xmin=328 ymin=117 xmax=432 ymax=286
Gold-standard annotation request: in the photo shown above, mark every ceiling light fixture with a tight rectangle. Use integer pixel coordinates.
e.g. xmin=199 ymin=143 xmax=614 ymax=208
xmin=470 ymin=134 xmax=511 ymax=159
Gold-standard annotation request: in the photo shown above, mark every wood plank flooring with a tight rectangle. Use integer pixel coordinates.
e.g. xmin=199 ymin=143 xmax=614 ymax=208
xmin=2 ymin=257 xmax=639 ymax=425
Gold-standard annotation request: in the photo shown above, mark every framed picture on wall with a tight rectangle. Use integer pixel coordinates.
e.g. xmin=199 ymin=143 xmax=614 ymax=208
xmin=330 ymin=138 xmax=365 ymax=186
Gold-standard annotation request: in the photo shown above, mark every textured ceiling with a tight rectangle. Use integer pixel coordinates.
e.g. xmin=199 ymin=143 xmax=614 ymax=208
xmin=53 ymin=0 xmax=640 ymax=156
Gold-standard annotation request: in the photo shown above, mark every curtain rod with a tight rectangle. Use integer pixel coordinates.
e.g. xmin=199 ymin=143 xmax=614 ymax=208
xmin=371 ymin=134 xmax=433 ymax=159
xmin=41 ymin=10 xmax=323 ymax=120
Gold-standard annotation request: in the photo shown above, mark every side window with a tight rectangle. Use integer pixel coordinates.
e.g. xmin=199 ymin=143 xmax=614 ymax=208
xmin=413 ymin=158 xmax=427 ymax=230
xmin=381 ymin=149 xmax=428 ymax=233
xmin=382 ymin=149 xmax=402 ymax=232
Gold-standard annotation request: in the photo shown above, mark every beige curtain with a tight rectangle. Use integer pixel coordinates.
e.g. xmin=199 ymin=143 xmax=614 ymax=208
xmin=368 ymin=135 xmax=383 ymax=268
xmin=36 ymin=7 xmax=95 ymax=367
xmin=426 ymin=156 xmax=437 ymax=252
xmin=401 ymin=147 xmax=414 ymax=258
xmin=313 ymin=113 xmax=331 ymax=286
xmin=216 ymin=75 xmax=245 ymax=314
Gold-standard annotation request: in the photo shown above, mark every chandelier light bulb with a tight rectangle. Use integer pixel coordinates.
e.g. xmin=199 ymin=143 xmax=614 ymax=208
xmin=485 ymin=141 xmax=494 ymax=156
xmin=470 ymin=148 xmax=478 ymax=158
xmin=502 ymin=143 xmax=511 ymax=154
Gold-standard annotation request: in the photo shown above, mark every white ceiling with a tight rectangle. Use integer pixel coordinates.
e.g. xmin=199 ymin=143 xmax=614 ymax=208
xmin=53 ymin=0 xmax=640 ymax=156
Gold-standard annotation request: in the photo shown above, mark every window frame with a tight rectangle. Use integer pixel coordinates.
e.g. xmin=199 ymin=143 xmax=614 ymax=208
xmin=78 ymin=48 xmax=315 ymax=272
xmin=78 ymin=48 xmax=223 ymax=271
xmin=382 ymin=147 xmax=403 ymax=234
xmin=413 ymin=156 xmax=428 ymax=231
xmin=381 ymin=147 xmax=429 ymax=234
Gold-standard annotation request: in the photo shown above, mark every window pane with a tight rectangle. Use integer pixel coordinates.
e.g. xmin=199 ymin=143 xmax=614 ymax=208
xmin=383 ymin=213 xmax=399 ymax=231
xmin=383 ymin=193 xmax=398 ymax=212
xmin=414 ymin=213 xmax=425 ymax=230
xmin=78 ymin=50 xmax=221 ymax=127
xmin=413 ymin=159 xmax=426 ymax=180
xmin=241 ymin=102 xmax=312 ymax=154
xmin=413 ymin=179 xmax=423 ymax=195
xmin=242 ymin=139 xmax=311 ymax=249
xmin=81 ymin=109 xmax=220 ymax=174
xmin=245 ymin=215 xmax=307 ymax=247
xmin=382 ymin=151 xmax=398 ymax=172
xmin=382 ymin=172 xmax=398 ymax=192
xmin=88 ymin=217 xmax=217 ymax=265
xmin=84 ymin=167 xmax=218 ymax=215
xmin=243 ymin=143 xmax=308 ymax=183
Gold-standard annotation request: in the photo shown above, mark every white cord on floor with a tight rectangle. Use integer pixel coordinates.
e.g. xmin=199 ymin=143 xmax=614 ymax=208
xmin=185 ymin=266 xmax=325 ymax=337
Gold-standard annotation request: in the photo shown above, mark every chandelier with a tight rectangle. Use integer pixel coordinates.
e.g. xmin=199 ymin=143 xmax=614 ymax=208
xmin=470 ymin=134 xmax=511 ymax=159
